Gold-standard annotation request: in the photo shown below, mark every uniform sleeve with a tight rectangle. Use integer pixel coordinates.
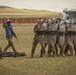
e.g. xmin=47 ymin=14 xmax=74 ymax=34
xmin=3 ymin=23 xmax=7 ymax=29
xmin=33 ymin=25 xmax=38 ymax=33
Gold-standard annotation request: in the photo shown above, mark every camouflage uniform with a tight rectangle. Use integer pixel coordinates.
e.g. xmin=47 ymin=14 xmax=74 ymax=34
xmin=36 ymin=23 xmax=47 ymax=57
xmin=55 ymin=21 xmax=59 ymax=56
xmin=45 ymin=19 xmax=58 ymax=57
xmin=57 ymin=21 xmax=66 ymax=56
xmin=31 ymin=24 xmax=39 ymax=57
xmin=65 ymin=19 xmax=74 ymax=56
xmin=58 ymin=9 xmax=68 ymax=56
xmin=31 ymin=19 xmax=47 ymax=57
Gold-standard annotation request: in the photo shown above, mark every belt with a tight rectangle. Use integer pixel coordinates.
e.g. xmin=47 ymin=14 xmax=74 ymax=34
xmin=46 ymin=31 xmax=57 ymax=35
xmin=73 ymin=31 xmax=76 ymax=35
xmin=66 ymin=31 xmax=73 ymax=35
xmin=59 ymin=32 xmax=65 ymax=36
xmin=66 ymin=31 xmax=76 ymax=35
xmin=36 ymin=31 xmax=46 ymax=35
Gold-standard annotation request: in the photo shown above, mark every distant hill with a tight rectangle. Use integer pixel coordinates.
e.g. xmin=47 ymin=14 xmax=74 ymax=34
xmin=0 ymin=6 xmax=60 ymax=18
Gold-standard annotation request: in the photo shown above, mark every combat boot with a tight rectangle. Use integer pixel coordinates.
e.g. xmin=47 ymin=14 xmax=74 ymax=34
xmin=53 ymin=52 xmax=56 ymax=57
xmin=42 ymin=53 xmax=46 ymax=58
xmin=60 ymin=51 xmax=65 ymax=57
xmin=70 ymin=50 xmax=74 ymax=56
xmin=62 ymin=54 xmax=65 ymax=57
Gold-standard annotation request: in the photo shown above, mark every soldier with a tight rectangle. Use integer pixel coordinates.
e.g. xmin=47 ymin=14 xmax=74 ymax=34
xmin=60 ymin=8 xmax=68 ymax=21
xmin=45 ymin=18 xmax=58 ymax=57
xmin=3 ymin=19 xmax=17 ymax=54
xmin=57 ymin=9 xmax=68 ymax=57
xmin=55 ymin=20 xmax=60 ymax=56
xmin=31 ymin=18 xmax=47 ymax=57
xmin=65 ymin=18 xmax=74 ymax=56
xmin=57 ymin=20 xmax=66 ymax=57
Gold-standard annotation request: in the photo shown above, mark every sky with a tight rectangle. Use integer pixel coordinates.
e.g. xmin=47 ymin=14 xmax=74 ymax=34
xmin=0 ymin=0 xmax=76 ymax=12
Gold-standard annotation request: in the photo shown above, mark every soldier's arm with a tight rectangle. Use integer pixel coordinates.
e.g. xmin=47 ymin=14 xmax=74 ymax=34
xmin=3 ymin=23 xmax=7 ymax=29
xmin=9 ymin=26 xmax=18 ymax=41
xmin=57 ymin=24 xmax=59 ymax=31
xmin=11 ymin=29 xmax=18 ymax=41
xmin=33 ymin=25 xmax=40 ymax=33
xmin=47 ymin=24 xmax=50 ymax=31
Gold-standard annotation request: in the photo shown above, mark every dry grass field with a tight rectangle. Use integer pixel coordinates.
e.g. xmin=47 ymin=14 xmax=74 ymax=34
xmin=0 ymin=6 xmax=60 ymax=18
xmin=0 ymin=23 xmax=76 ymax=75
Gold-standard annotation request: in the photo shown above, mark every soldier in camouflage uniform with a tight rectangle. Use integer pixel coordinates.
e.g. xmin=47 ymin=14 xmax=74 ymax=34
xmin=31 ymin=18 xmax=47 ymax=57
xmin=57 ymin=20 xmax=66 ymax=57
xmin=31 ymin=24 xmax=39 ymax=57
xmin=65 ymin=18 xmax=74 ymax=56
xmin=58 ymin=9 xmax=68 ymax=57
xmin=45 ymin=18 xmax=58 ymax=57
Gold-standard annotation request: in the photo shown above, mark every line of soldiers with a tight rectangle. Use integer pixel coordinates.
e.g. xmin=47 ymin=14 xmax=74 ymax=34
xmin=31 ymin=16 xmax=76 ymax=57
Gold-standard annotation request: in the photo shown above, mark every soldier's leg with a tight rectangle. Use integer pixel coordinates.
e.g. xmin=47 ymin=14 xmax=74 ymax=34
xmin=40 ymin=44 xmax=47 ymax=57
xmin=49 ymin=44 xmax=56 ymax=57
xmin=3 ymin=38 xmax=11 ymax=52
xmin=11 ymin=42 xmax=17 ymax=52
xmin=55 ymin=44 xmax=59 ymax=56
xmin=69 ymin=45 xmax=74 ymax=56
xmin=65 ymin=44 xmax=74 ymax=56
xmin=74 ymin=45 xmax=76 ymax=56
xmin=31 ymin=40 xmax=38 ymax=57
xmin=47 ymin=44 xmax=52 ymax=56
xmin=59 ymin=45 xmax=65 ymax=57
xmin=40 ymin=43 xmax=46 ymax=57
xmin=65 ymin=45 xmax=69 ymax=56
xmin=9 ymin=38 xmax=17 ymax=52
xmin=0 ymin=47 xmax=2 ymax=58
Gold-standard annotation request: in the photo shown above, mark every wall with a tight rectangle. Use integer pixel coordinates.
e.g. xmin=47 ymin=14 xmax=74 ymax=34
xmin=0 ymin=18 xmax=47 ymax=23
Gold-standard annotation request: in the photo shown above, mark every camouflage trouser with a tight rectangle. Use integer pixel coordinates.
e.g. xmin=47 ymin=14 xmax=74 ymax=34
xmin=65 ymin=45 xmax=74 ymax=56
xmin=31 ymin=39 xmax=46 ymax=57
xmin=40 ymin=44 xmax=47 ymax=57
xmin=65 ymin=38 xmax=74 ymax=56
xmin=47 ymin=44 xmax=56 ymax=57
xmin=31 ymin=39 xmax=38 ymax=57
xmin=3 ymin=37 xmax=17 ymax=53
xmin=59 ymin=45 xmax=65 ymax=56
xmin=55 ymin=44 xmax=59 ymax=56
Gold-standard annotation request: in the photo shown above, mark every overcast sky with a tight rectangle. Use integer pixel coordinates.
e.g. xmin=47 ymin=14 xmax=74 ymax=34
xmin=0 ymin=0 xmax=76 ymax=12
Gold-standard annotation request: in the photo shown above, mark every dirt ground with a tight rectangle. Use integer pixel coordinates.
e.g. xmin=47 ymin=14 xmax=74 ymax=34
xmin=0 ymin=23 xmax=76 ymax=75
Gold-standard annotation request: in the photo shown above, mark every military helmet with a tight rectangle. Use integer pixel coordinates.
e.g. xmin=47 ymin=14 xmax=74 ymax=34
xmin=38 ymin=18 xmax=44 ymax=22
xmin=50 ymin=17 xmax=56 ymax=23
xmin=63 ymin=8 xmax=68 ymax=13
xmin=46 ymin=19 xmax=52 ymax=24
xmin=6 ymin=19 xmax=11 ymax=23
xmin=50 ymin=17 xmax=56 ymax=21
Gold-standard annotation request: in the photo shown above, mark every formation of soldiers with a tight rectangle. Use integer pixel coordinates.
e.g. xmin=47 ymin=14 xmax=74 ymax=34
xmin=0 ymin=9 xmax=76 ymax=58
xmin=31 ymin=9 xmax=76 ymax=58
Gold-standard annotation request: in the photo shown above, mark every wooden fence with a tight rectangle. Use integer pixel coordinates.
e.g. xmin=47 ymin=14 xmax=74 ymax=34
xmin=0 ymin=18 xmax=47 ymax=23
